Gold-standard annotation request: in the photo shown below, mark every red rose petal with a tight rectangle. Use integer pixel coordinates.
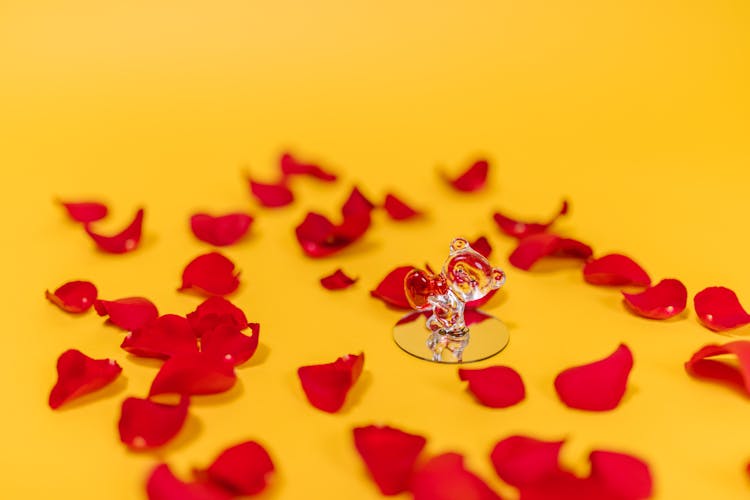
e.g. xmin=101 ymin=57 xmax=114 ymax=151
xmin=493 ymin=200 xmax=569 ymax=239
xmin=320 ymin=269 xmax=358 ymax=290
xmin=297 ymin=353 xmax=365 ymax=413
xmin=410 ymin=453 xmax=502 ymax=500
xmin=341 ymin=187 xmax=375 ymax=218
xmin=179 ymin=252 xmax=240 ymax=296
xmin=508 ymin=233 xmax=593 ymax=271
xmin=118 ymin=396 xmax=189 ymax=450
xmin=490 ymin=435 xmax=569 ymax=487
xmin=248 ymin=178 xmax=294 ymax=208
xmin=190 ymin=213 xmax=253 ymax=247
xmin=583 ymin=253 xmax=651 ymax=287
xmin=121 ymin=314 xmax=199 ymax=359
xmin=470 ymin=236 xmax=492 ymax=259
xmin=149 ymin=352 xmax=237 ymax=397
xmin=280 ymin=152 xmax=337 ymax=182
xmin=384 ymin=193 xmax=421 ymax=221
xmin=202 ymin=441 xmax=275 ymax=496
xmin=685 ymin=341 xmax=750 ymax=396
xmin=554 ymin=344 xmax=633 ymax=411
xmin=45 ymin=280 xmax=98 ymax=314
xmin=353 ymin=425 xmax=427 ymax=495
xmin=458 ymin=366 xmax=525 ymax=408
xmin=371 ymin=266 xmax=415 ymax=309
xmin=84 ymin=208 xmax=144 ymax=254
xmin=464 ymin=308 xmax=493 ymax=326
xmin=443 ymin=159 xmax=490 ymax=192
xmin=95 ymin=297 xmax=159 ymax=331
xmin=146 ymin=464 xmax=232 ymax=500
xmin=588 ymin=450 xmax=653 ymax=500
xmin=48 ymin=349 xmax=122 ymax=409
xmin=694 ymin=287 xmax=750 ymax=332
xmin=201 ymin=323 xmax=260 ymax=366
xmin=59 ymin=200 xmax=108 ymax=223
xmin=395 ymin=310 xmax=431 ymax=326
xmin=622 ymin=278 xmax=687 ymax=320
xmin=186 ymin=296 xmax=248 ymax=338
xmin=295 ymin=211 xmax=371 ymax=258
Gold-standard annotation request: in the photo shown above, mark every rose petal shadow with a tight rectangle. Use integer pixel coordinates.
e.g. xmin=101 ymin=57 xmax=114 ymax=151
xmin=125 ymin=354 xmax=164 ymax=369
xmin=339 ymin=371 xmax=372 ymax=415
xmin=621 ymin=300 xmax=690 ymax=322
xmin=688 ymin=359 xmax=749 ymax=398
xmin=55 ymin=376 xmax=128 ymax=411
xmin=526 ymin=258 xmax=586 ymax=273
xmin=243 ymin=343 xmax=270 ymax=368
xmin=190 ymin=379 xmax=245 ymax=407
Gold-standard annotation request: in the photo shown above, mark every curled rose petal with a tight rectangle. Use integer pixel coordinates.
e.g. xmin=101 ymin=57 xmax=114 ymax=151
xmin=295 ymin=211 xmax=371 ymax=258
xmin=493 ymin=200 xmax=569 ymax=239
xmin=45 ymin=280 xmax=98 ymax=313
xmin=622 ymin=278 xmax=687 ymax=320
xmin=95 ymin=297 xmax=159 ymax=331
xmin=588 ymin=450 xmax=653 ymax=500
xmin=190 ymin=213 xmax=253 ymax=247
xmin=201 ymin=441 xmax=275 ymax=496
xmin=121 ymin=314 xmax=198 ymax=359
xmin=201 ymin=323 xmax=260 ymax=366
xmin=146 ymin=464 xmax=232 ymax=500
xmin=353 ymin=425 xmax=427 ymax=495
xmin=280 ymin=152 xmax=337 ymax=182
xmin=84 ymin=208 xmax=144 ymax=254
xmin=508 ymin=233 xmax=593 ymax=271
xmin=458 ymin=366 xmax=525 ymax=408
xmin=118 ymin=396 xmax=189 ymax=449
xmin=59 ymin=200 xmax=108 ymax=223
xmin=583 ymin=254 xmax=651 ymax=287
xmin=179 ymin=252 xmax=240 ymax=296
xmin=685 ymin=341 xmax=750 ymax=396
xmin=694 ymin=287 xmax=750 ymax=332
xmin=554 ymin=344 xmax=633 ymax=411
xmin=471 ymin=236 xmax=492 ymax=258
xmin=149 ymin=352 xmax=237 ymax=397
xmin=411 ymin=453 xmax=501 ymax=500
xmin=49 ymin=349 xmax=122 ymax=409
xmin=186 ymin=296 xmax=248 ymax=338
xmin=384 ymin=193 xmax=421 ymax=221
xmin=371 ymin=266 xmax=415 ymax=309
xmin=490 ymin=435 xmax=568 ymax=487
xmin=248 ymin=178 xmax=294 ymax=208
xmin=297 ymin=353 xmax=365 ymax=413
xmin=442 ymin=159 xmax=490 ymax=192
xmin=320 ymin=269 xmax=358 ymax=290
xmin=341 ymin=187 xmax=375 ymax=218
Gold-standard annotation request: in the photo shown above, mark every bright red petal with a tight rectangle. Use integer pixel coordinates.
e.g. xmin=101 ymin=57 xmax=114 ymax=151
xmin=583 ymin=254 xmax=651 ymax=287
xmin=84 ymin=208 xmax=144 ymax=254
xmin=464 ymin=308 xmax=493 ymax=326
xmin=202 ymin=441 xmax=275 ymax=496
xmin=353 ymin=425 xmax=427 ymax=495
xmin=119 ymin=396 xmax=189 ymax=450
xmin=685 ymin=341 xmax=750 ymax=396
xmin=179 ymin=252 xmax=240 ymax=296
xmin=554 ymin=344 xmax=633 ymax=411
xmin=295 ymin=211 xmax=371 ymax=258
xmin=471 ymin=236 xmax=492 ymax=258
xmin=490 ymin=435 xmax=568 ymax=487
xmin=121 ymin=314 xmax=198 ymax=359
xmin=146 ymin=464 xmax=232 ymax=500
xmin=186 ymin=296 xmax=248 ymax=338
xmin=95 ymin=297 xmax=159 ymax=331
xmin=320 ymin=269 xmax=358 ymax=290
xmin=341 ymin=187 xmax=375 ymax=218
xmin=622 ymin=278 xmax=687 ymax=320
xmin=588 ymin=450 xmax=653 ymax=500
xmin=443 ymin=159 xmax=490 ymax=192
xmin=248 ymin=179 xmax=294 ymax=208
xmin=280 ymin=152 xmax=337 ymax=181
xmin=297 ymin=353 xmax=365 ymax=413
xmin=371 ymin=266 xmax=415 ymax=309
xmin=190 ymin=213 xmax=253 ymax=247
xmin=508 ymin=233 xmax=593 ymax=271
xmin=458 ymin=366 xmax=525 ymax=408
xmin=59 ymin=200 xmax=108 ymax=223
xmin=384 ymin=193 xmax=421 ymax=221
xmin=48 ymin=349 xmax=122 ymax=409
xmin=410 ymin=453 xmax=502 ymax=500
xmin=45 ymin=280 xmax=98 ymax=313
xmin=149 ymin=352 xmax=237 ymax=397
xmin=493 ymin=200 xmax=569 ymax=239
xmin=694 ymin=287 xmax=750 ymax=332
xmin=201 ymin=323 xmax=260 ymax=366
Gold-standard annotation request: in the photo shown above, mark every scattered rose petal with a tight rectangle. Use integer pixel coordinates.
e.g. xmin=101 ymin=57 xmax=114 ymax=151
xmin=588 ymin=450 xmax=653 ymax=500
xmin=190 ymin=213 xmax=253 ymax=247
xmin=464 ymin=308 xmax=493 ymax=326
xmin=583 ymin=254 xmax=651 ymax=287
xmin=353 ymin=425 xmax=427 ymax=495
xmin=442 ymin=159 xmax=490 ymax=192
xmin=493 ymin=200 xmax=569 ymax=239
xmin=280 ymin=152 xmax=337 ymax=182
xmin=179 ymin=252 xmax=240 ymax=296
xmin=59 ymin=200 xmax=108 ymax=223
xmin=622 ymin=278 xmax=687 ymax=320
xmin=295 ymin=211 xmax=371 ymax=258
xmin=297 ymin=353 xmax=365 ymax=413
xmin=410 ymin=453 xmax=501 ymax=500
xmin=201 ymin=441 xmax=275 ymax=496
xmin=49 ymin=349 xmax=122 ymax=409
xmin=186 ymin=296 xmax=248 ymax=338
xmin=341 ymin=187 xmax=375 ymax=218
xmin=508 ymin=233 xmax=593 ymax=271
xmin=149 ymin=352 xmax=237 ymax=397
xmin=320 ymin=269 xmax=358 ymax=290
xmin=371 ymin=266 xmax=415 ymax=309
xmin=384 ymin=194 xmax=421 ymax=221
xmin=201 ymin=323 xmax=260 ymax=366
xmin=490 ymin=435 xmax=569 ymax=487
xmin=84 ymin=208 xmax=144 ymax=254
xmin=45 ymin=280 xmax=98 ymax=314
xmin=694 ymin=287 xmax=750 ymax=332
xmin=554 ymin=344 xmax=633 ymax=411
xmin=395 ymin=310 xmax=430 ymax=326
xmin=121 ymin=314 xmax=198 ymax=359
xmin=119 ymin=396 xmax=189 ymax=449
xmin=95 ymin=297 xmax=159 ymax=332
xmin=685 ymin=341 xmax=750 ymax=396
xmin=146 ymin=464 xmax=232 ymax=500
xmin=458 ymin=366 xmax=525 ymax=408
xmin=248 ymin=178 xmax=293 ymax=208
xmin=471 ymin=236 xmax=492 ymax=258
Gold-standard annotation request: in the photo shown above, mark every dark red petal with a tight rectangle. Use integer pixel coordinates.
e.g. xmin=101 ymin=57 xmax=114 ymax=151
xmin=201 ymin=323 xmax=260 ymax=366
xmin=179 ymin=252 xmax=240 ymax=296
xmin=508 ymin=233 xmax=593 ymax=271
xmin=45 ymin=280 xmax=98 ymax=313
xmin=458 ymin=366 xmax=525 ymax=408
xmin=118 ymin=396 xmax=189 ymax=450
xmin=471 ymin=236 xmax=492 ymax=258
xmin=341 ymin=187 xmax=375 ymax=218
xmin=297 ymin=353 xmax=365 ymax=413
xmin=493 ymin=200 xmax=569 ymax=239
xmin=48 ymin=349 xmax=122 ymax=409
xmin=443 ymin=159 xmax=490 ymax=192
xmin=371 ymin=266 xmax=415 ymax=309
xmin=320 ymin=269 xmax=358 ymax=290
xmin=583 ymin=254 xmax=651 ymax=287
xmin=685 ymin=341 xmax=750 ymax=396
xmin=203 ymin=441 xmax=275 ymax=496
xmin=410 ymin=453 xmax=502 ymax=500
xmin=146 ymin=464 xmax=232 ymax=500
xmin=84 ymin=208 xmax=144 ymax=254
xmin=622 ymin=278 xmax=687 ymax=320
xmin=490 ymin=435 xmax=568 ymax=487
xmin=588 ymin=450 xmax=653 ymax=499
xmin=94 ymin=297 xmax=159 ymax=331
xmin=190 ymin=213 xmax=253 ymax=247
xmin=384 ymin=193 xmax=421 ymax=221
xmin=353 ymin=425 xmax=427 ymax=495
xmin=186 ymin=296 xmax=248 ymax=338
xmin=694 ymin=287 xmax=750 ymax=332
xmin=464 ymin=308 xmax=493 ymax=326
xmin=121 ymin=314 xmax=198 ymax=359
xmin=554 ymin=344 xmax=633 ymax=411
xmin=280 ymin=152 xmax=337 ymax=182
xmin=295 ymin=211 xmax=371 ymax=258
xmin=248 ymin=178 xmax=294 ymax=208
xmin=59 ymin=200 xmax=108 ymax=223
xmin=149 ymin=352 xmax=236 ymax=397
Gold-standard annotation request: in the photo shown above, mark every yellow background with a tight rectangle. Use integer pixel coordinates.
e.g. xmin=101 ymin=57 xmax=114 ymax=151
xmin=2 ymin=1 xmax=750 ymax=498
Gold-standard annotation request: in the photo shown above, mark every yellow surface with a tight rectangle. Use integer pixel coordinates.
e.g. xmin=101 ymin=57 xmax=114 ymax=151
xmin=2 ymin=1 xmax=750 ymax=498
